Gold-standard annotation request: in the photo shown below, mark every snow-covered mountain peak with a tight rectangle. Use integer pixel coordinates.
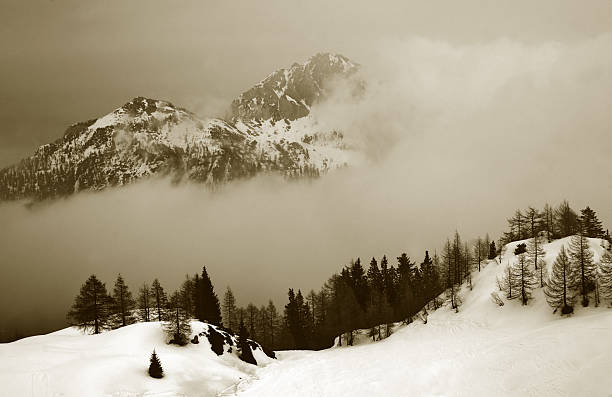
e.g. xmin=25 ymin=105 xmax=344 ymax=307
xmin=0 ymin=53 xmax=359 ymax=201
xmin=230 ymin=53 xmax=359 ymax=122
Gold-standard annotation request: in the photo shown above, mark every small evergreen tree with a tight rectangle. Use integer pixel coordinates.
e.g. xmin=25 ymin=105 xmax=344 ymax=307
xmin=67 ymin=275 xmax=111 ymax=334
xmin=544 ymin=247 xmax=574 ymax=314
xmin=148 ymin=349 xmax=164 ymax=379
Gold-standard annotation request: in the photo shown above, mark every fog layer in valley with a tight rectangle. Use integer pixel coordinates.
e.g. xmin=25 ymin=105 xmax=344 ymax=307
xmin=1 ymin=36 xmax=611 ymax=338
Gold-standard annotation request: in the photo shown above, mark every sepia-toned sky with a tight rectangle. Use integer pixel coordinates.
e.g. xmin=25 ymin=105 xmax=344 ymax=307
xmin=1 ymin=0 xmax=612 ymax=167
xmin=1 ymin=1 xmax=612 ymax=338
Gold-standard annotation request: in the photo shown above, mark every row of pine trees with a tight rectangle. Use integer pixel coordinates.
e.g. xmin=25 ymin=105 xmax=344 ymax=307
xmin=503 ymin=201 xmax=609 ymax=244
xmin=67 ymin=200 xmax=611 ymax=352
xmin=495 ymin=202 xmax=612 ymax=314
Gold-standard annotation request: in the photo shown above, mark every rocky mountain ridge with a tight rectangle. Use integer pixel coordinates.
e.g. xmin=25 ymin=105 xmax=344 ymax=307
xmin=0 ymin=53 xmax=359 ymax=201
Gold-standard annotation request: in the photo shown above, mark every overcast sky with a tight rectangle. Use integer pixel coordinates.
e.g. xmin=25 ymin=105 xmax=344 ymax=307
xmin=1 ymin=0 xmax=612 ymax=167
xmin=1 ymin=1 xmax=612 ymax=337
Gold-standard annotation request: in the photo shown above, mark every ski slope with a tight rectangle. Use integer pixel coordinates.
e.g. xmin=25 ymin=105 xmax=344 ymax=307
xmin=2 ymin=237 xmax=611 ymax=396
xmin=237 ymin=237 xmax=612 ymax=397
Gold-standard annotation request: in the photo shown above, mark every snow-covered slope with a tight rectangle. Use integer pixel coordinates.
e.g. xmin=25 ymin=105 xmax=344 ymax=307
xmin=236 ymin=237 xmax=612 ymax=397
xmin=0 ymin=321 xmax=272 ymax=397
xmin=4 ymin=238 xmax=611 ymax=396
xmin=0 ymin=53 xmax=358 ymax=201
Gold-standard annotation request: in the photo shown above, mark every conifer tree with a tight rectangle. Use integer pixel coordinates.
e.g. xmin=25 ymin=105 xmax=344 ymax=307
xmin=138 ymin=283 xmax=151 ymax=322
xmin=464 ymin=242 xmax=473 ymax=289
xmin=526 ymin=235 xmax=546 ymax=287
xmin=526 ymin=207 xmax=542 ymax=238
xmin=568 ymin=231 xmax=596 ymax=306
xmin=366 ymin=257 xmax=384 ymax=339
xmin=442 ymin=239 xmax=457 ymax=310
xmin=483 ymin=234 xmax=491 ymax=260
xmin=179 ymin=276 xmax=194 ymax=317
xmin=542 ymin=203 xmax=555 ymax=241
xmin=246 ymin=303 xmax=257 ymax=339
xmin=163 ymin=291 xmax=192 ymax=345
xmin=500 ymin=263 xmax=517 ymax=300
xmin=111 ymin=274 xmax=136 ymax=328
xmin=512 ymin=254 xmax=538 ymax=305
xmin=199 ymin=266 xmax=222 ymax=325
xmin=488 ymin=240 xmax=497 ymax=260
xmin=508 ymin=210 xmax=527 ymax=240
xmin=222 ymin=287 xmax=237 ymax=331
xmin=555 ymin=200 xmax=579 ymax=237
xmin=266 ymin=300 xmax=279 ymax=349
xmin=544 ymin=247 xmax=575 ymax=314
xmin=150 ymin=279 xmax=167 ymax=322
xmin=599 ymin=250 xmax=612 ymax=301
xmin=474 ymin=237 xmax=483 ymax=272
xmin=580 ymin=207 xmax=604 ymax=238
xmin=148 ymin=350 xmax=164 ymax=379
xmin=67 ymin=274 xmax=111 ymax=334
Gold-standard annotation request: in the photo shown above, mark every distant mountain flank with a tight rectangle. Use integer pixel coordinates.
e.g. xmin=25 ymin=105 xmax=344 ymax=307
xmin=0 ymin=53 xmax=359 ymax=201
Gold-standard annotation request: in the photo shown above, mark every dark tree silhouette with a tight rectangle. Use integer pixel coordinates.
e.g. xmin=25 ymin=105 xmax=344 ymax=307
xmin=196 ymin=266 xmax=222 ymax=325
xmin=148 ymin=350 xmax=164 ymax=379
xmin=150 ymin=279 xmax=167 ymax=322
xmin=67 ymin=275 xmax=111 ymax=334
xmin=580 ymin=207 xmax=604 ymax=238
xmin=111 ymin=274 xmax=136 ymax=328
xmin=488 ymin=240 xmax=497 ymax=260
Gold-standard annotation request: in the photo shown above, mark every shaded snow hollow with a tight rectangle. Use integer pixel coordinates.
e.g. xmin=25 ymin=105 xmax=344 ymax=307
xmin=2 ymin=237 xmax=612 ymax=396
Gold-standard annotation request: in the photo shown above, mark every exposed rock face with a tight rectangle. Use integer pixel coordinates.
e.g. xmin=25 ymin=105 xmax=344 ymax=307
xmin=231 ymin=53 xmax=358 ymax=121
xmin=0 ymin=53 xmax=358 ymax=201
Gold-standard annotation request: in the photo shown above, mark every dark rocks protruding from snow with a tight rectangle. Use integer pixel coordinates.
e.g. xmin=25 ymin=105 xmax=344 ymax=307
xmin=200 ymin=323 xmax=275 ymax=362
xmin=205 ymin=327 xmax=225 ymax=356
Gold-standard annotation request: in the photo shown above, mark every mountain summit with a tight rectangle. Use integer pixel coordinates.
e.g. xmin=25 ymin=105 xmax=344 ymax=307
xmin=0 ymin=53 xmax=358 ymax=201
xmin=231 ymin=53 xmax=358 ymax=122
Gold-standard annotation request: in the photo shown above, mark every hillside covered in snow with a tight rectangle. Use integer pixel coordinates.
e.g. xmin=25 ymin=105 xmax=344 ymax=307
xmin=0 ymin=53 xmax=359 ymax=201
xmin=235 ymin=236 xmax=612 ymax=396
xmin=3 ymin=236 xmax=612 ymax=396
xmin=0 ymin=321 xmax=273 ymax=396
